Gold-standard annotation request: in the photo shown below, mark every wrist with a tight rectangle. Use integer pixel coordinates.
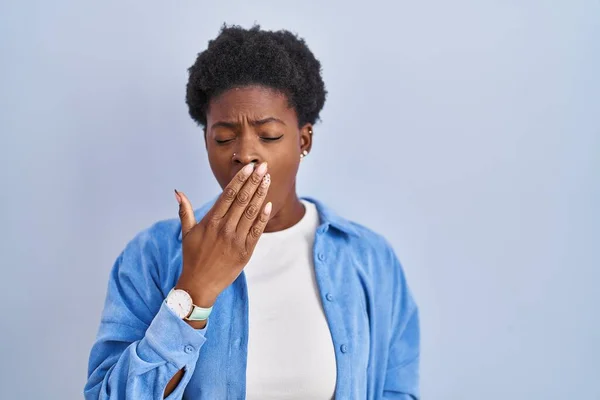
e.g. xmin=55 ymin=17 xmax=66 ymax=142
xmin=166 ymin=286 xmax=213 ymax=327
xmin=174 ymin=280 xmax=216 ymax=308
xmin=186 ymin=319 xmax=208 ymax=329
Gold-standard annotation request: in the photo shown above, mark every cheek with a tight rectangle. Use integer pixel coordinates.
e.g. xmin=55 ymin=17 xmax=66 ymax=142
xmin=268 ymin=154 xmax=300 ymax=193
xmin=207 ymin=151 xmax=231 ymax=189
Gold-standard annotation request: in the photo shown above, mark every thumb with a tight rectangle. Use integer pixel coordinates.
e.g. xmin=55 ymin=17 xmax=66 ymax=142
xmin=174 ymin=189 xmax=196 ymax=238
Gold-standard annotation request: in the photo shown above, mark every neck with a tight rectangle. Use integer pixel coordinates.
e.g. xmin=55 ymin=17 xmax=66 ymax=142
xmin=264 ymin=189 xmax=305 ymax=233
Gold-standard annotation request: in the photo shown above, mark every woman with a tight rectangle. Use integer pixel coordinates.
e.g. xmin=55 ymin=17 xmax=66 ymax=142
xmin=85 ymin=25 xmax=420 ymax=400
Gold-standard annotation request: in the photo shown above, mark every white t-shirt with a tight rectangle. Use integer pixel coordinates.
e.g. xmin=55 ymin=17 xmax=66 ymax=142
xmin=244 ymin=200 xmax=337 ymax=399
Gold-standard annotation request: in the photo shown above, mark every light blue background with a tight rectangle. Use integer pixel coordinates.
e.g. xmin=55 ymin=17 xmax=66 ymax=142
xmin=1 ymin=1 xmax=598 ymax=399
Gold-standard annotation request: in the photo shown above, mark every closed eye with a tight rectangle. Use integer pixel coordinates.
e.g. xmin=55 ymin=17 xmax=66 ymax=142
xmin=215 ymin=138 xmax=234 ymax=144
xmin=261 ymin=135 xmax=284 ymax=142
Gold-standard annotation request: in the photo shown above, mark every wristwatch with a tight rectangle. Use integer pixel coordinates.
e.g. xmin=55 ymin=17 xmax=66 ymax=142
xmin=165 ymin=288 xmax=213 ymax=321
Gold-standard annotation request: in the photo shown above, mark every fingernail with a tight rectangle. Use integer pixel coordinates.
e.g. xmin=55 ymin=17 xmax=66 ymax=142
xmin=264 ymin=202 xmax=272 ymax=215
xmin=256 ymin=162 xmax=268 ymax=175
xmin=174 ymin=189 xmax=181 ymax=204
xmin=262 ymin=173 xmax=271 ymax=187
xmin=242 ymin=163 xmax=254 ymax=175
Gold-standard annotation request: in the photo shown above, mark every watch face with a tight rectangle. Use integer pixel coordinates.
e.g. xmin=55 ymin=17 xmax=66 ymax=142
xmin=166 ymin=289 xmax=193 ymax=319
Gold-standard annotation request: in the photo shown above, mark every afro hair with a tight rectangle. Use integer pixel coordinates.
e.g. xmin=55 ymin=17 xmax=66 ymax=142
xmin=186 ymin=24 xmax=327 ymax=128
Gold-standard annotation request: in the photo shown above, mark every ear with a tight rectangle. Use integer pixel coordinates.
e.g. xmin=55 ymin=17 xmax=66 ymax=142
xmin=299 ymin=123 xmax=313 ymax=155
xmin=203 ymin=127 xmax=208 ymax=150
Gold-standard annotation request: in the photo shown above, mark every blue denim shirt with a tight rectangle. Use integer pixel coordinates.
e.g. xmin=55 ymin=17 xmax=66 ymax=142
xmin=84 ymin=197 xmax=420 ymax=399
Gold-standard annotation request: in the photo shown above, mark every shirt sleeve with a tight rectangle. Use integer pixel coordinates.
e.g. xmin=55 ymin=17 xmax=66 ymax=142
xmin=382 ymin=251 xmax=421 ymax=400
xmin=84 ymin=229 xmax=207 ymax=400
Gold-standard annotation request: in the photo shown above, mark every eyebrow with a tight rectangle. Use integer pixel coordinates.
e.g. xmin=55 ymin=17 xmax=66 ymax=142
xmin=210 ymin=117 xmax=286 ymax=131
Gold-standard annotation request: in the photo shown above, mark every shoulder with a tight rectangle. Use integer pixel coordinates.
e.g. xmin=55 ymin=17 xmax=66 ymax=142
xmin=122 ymin=216 xmax=181 ymax=256
xmin=344 ymin=220 xmax=403 ymax=274
xmin=313 ymin=200 xmax=416 ymax=308
xmin=108 ymin=217 xmax=180 ymax=287
xmin=107 ymin=215 xmax=186 ymax=300
xmin=308 ymin=197 xmax=401 ymax=267
xmin=348 ymin=221 xmax=394 ymax=251
xmin=123 ymin=196 xmax=216 ymax=254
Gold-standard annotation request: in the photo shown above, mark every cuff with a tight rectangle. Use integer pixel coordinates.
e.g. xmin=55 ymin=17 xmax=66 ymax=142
xmin=138 ymin=300 xmax=208 ymax=369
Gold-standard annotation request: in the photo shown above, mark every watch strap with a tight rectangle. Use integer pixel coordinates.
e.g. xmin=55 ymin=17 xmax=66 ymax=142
xmin=185 ymin=304 xmax=213 ymax=321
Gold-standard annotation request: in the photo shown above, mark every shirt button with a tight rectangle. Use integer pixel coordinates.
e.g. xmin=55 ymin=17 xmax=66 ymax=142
xmin=184 ymin=345 xmax=195 ymax=354
xmin=340 ymin=344 xmax=348 ymax=353
xmin=318 ymin=253 xmax=326 ymax=261
xmin=325 ymin=293 xmax=334 ymax=301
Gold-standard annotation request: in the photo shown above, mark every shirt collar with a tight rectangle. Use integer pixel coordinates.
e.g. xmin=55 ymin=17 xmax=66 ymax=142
xmin=178 ymin=196 xmax=360 ymax=241
xmin=303 ymin=196 xmax=361 ymax=237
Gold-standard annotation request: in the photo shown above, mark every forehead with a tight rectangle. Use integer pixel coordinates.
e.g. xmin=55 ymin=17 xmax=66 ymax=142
xmin=207 ymin=86 xmax=297 ymax=123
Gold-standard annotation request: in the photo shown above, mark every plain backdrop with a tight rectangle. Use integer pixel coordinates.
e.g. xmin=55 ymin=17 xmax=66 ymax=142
xmin=1 ymin=1 xmax=598 ymax=399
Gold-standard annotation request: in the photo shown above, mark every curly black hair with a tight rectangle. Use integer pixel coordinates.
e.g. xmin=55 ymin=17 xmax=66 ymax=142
xmin=186 ymin=24 xmax=326 ymax=128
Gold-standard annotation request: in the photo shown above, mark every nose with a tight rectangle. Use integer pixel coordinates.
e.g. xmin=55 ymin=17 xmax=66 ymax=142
xmin=232 ymin=135 xmax=261 ymax=166
xmin=232 ymin=151 xmax=260 ymax=166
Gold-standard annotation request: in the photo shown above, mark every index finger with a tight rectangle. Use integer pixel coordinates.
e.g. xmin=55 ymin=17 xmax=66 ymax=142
xmin=209 ymin=163 xmax=255 ymax=220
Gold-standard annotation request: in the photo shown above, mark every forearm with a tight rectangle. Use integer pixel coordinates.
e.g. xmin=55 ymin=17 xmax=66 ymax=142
xmin=164 ymin=369 xmax=185 ymax=398
xmin=163 ymin=318 xmax=207 ymax=398
xmin=85 ymin=302 xmax=207 ymax=399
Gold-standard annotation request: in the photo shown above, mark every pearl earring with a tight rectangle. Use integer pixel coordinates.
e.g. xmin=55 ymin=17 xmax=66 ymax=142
xmin=300 ymin=150 xmax=309 ymax=160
